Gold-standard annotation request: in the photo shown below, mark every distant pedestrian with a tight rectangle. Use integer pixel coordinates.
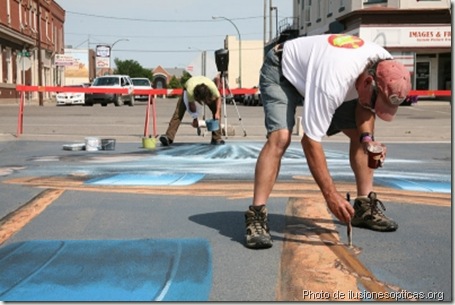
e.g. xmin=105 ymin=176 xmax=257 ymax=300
xmin=245 ymin=34 xmax=411 ymax=249
xmin=159 ymin=75 xmax=225 ymax=146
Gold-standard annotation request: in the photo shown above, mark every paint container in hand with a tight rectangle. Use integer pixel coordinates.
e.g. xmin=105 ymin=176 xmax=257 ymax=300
xmin=101 ymin=139 xmax=116 ymax=150
xmin=85 ymin=137 xmax=100 ymax=151
xmin=367 ymin=144 xmax=384 ymax=169
xmin=205 ymin=119 xmax=220 ymax=131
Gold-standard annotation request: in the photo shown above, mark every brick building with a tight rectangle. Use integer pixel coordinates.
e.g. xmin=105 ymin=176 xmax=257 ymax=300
xmin=0 ymin=0 xmax=65 ymax=104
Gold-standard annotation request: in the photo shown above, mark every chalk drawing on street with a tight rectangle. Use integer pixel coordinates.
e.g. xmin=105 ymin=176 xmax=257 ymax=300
xmin=17 ymin=142 xmax=450 ymax=192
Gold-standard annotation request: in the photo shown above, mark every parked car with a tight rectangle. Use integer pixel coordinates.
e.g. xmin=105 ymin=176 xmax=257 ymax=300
xmin=85 ymin=75 xmax=135 ymax=107
xmin=131 ymin=77 xmax=153 ymax=101
xmin=56 ymin=84 xmax=88 ymax=106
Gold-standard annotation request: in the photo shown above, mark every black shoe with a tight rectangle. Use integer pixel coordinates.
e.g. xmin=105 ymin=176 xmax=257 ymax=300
xmin=245 ymin=205 xmax=273 ymax=249
xmin=210 ymin=139 xmax=225 ymax=145
xmin=351 ymin=192 xmax=398 ymax=232
xmin=159 ymin=135 xmax=173 ymax=146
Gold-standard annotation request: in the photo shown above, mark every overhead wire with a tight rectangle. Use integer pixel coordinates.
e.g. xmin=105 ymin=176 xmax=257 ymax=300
xmin=66 ymin=11 xmax=262 ymax=23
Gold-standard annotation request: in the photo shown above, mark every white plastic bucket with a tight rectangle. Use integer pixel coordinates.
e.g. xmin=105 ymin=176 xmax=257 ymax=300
xmin=85 ymin=137 xmax=100 ymax=151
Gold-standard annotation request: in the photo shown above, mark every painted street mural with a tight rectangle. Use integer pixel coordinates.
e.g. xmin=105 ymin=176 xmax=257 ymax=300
xmin=19 ymin=142 xmax=450 ymax=192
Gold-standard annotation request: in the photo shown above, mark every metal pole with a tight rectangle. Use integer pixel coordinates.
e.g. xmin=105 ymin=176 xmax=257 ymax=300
xmin=37 ymin=0 xmax=43 ymax=106
xmin=222 ymin=72 xmax=228 ymax=139
xmin=264 ymin=0 xmax=267 ymax=45
xmin=110 ymin=38 xmax=129 ymax=74
xmin=269 ymin=0 xmax=273 ymax=41
xmin=21 ymin=49 xmax=25 ymax=85
xmin=17 ymin=90 xmax=24 ymax=136
xmin=275 ymin=7 xmax=279 ymax=36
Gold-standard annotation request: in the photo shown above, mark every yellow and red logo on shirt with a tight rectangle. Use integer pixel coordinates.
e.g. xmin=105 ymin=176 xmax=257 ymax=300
xmin=328 ymin=34 xmax=365 ymax=49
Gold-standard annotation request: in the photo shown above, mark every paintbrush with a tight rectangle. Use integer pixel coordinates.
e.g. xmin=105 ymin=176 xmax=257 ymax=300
xmin=346 ymin=192 xmax=353 ymax=247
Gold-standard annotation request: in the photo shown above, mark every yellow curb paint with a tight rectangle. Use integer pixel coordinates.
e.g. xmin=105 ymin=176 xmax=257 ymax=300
xmin=0 ymin=188 xmax=65 ymax=246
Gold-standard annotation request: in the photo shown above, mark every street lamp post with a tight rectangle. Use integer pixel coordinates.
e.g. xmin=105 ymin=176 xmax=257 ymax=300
xmin=271 ymin=6 xmax=278 ymax=37
xmin=212 ymin=16 xmax=242 ymax=88
xmin=110 ymin=38 xmax=129 ymax=73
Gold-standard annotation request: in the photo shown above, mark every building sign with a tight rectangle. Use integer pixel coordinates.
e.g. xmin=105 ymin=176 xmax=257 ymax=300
xmin=96 ymin=57 xmax=110 ymax=69
xmin=96 ymin=45 xmax=111 ymax=58
xmin=407 ymin=29 xmax=451 ymax=44
xmin=55 ymin=54 xmax=75 ymax=66
xmin=360 ymin=26 xmax=451 ymax=48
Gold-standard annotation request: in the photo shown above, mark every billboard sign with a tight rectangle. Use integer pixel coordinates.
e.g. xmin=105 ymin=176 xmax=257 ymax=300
xmin=96 ymin=45 xmax=111 ymax=58
xmin=63 ymin=49 xmax=90 ymax=85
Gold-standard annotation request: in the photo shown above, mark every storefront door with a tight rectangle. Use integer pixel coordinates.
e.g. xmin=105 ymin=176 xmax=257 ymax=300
xmin=415 ymin=61 xmax=430 ymax=90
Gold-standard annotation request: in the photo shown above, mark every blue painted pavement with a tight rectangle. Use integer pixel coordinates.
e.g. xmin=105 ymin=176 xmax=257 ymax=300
xmin=0 ymin=239 xmax=212 ymax=301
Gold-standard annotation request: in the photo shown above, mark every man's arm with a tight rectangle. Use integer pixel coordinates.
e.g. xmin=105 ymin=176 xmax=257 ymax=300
xmin=301 ymin=134 xmax=354 ymax=223
xmin=188 ymin=101 xmax=197 ymax=113
xmin=355 ymin=102 xmax=375 ymax=144
xmin=214 ymin=97 xmax=222 ymax=120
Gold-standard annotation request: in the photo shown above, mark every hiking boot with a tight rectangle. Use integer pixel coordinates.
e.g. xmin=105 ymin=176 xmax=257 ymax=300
xmin=351 ymin=192 xmax=398 ymax=232
xmin=210 ymin=139 xmax=225 ymax=145
xmin=159 ymin=135 xmax=173 ymax=146
xmin=245 ymin=205 xmax=273 ymax=249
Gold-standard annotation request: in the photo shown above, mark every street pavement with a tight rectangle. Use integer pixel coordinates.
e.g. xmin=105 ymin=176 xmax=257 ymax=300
xmin=0 ymin=98 xmax=452 ymax=301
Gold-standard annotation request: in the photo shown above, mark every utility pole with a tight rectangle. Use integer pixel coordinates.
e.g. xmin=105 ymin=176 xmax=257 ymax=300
xmin=269 ymin=0 xmax=273 ymax=41
xmin=201 ymin=50 xmax=206 ymax=76
xmin=263 ymin=0 xmax=267 ymax=45
xmin=37 ymin=0 xmax=43 ymax=106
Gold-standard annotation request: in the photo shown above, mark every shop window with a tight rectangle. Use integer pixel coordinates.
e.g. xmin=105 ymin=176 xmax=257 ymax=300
xmin=339 ymin=0 xmax=345 ymax=12
xmin=327 ymin=0 xmax=333 ymax=17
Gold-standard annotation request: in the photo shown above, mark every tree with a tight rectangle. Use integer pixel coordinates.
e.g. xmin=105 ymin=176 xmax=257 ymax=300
xmin=168 ymin=71 xmax=192 ymax=89
xmin=113 ymin=58 xmax=153 ymax=80
xmin=168 ymin=76 xmax=181 ymax=89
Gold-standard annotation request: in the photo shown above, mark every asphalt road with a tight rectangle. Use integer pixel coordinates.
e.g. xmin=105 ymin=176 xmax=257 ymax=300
xmin=0 ymin=98 xmax=452 ymax=301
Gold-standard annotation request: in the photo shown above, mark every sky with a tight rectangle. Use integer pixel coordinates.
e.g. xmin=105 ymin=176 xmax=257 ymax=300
xmin=54 ymin=0 xmax=293 ymax=71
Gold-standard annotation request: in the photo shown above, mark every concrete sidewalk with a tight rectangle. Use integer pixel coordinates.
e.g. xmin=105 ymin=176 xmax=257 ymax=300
xmin=0 ymin=98 xmax=451 ymax=144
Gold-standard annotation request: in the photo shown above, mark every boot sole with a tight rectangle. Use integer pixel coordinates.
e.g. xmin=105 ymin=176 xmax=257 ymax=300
xmin=351 ymin=222 xmax=398 ymax=232
xmin=246 ymin=237 xmax=273 ymax=249
xmin=246 ymin=242 xmax=273 ymax=249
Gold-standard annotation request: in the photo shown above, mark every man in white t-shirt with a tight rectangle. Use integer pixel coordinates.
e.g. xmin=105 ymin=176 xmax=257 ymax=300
xmin=245 ymin=34 xmax=411 ymax=249
xmin=159 ymin=75 xmax=224 ymax=146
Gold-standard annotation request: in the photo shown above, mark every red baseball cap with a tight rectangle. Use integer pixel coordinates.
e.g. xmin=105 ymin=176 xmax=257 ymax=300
xmin=374 ymin=60 xmax=412 ymax=121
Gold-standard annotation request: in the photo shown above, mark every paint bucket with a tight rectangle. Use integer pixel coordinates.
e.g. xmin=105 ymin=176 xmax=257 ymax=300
xmin=101 ymin=139 xmax=116 ymax=150
xmin=142 ymin=137 xmax=156 ymax=149
xmin=84 ymin=137 xmax=100 ymax=151
xmin=205 ymin=119 xmax=220 ymax=131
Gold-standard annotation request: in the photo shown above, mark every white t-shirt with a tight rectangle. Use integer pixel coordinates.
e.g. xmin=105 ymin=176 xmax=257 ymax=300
xmin=281 ymin=34 xmax=392 ymax=142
